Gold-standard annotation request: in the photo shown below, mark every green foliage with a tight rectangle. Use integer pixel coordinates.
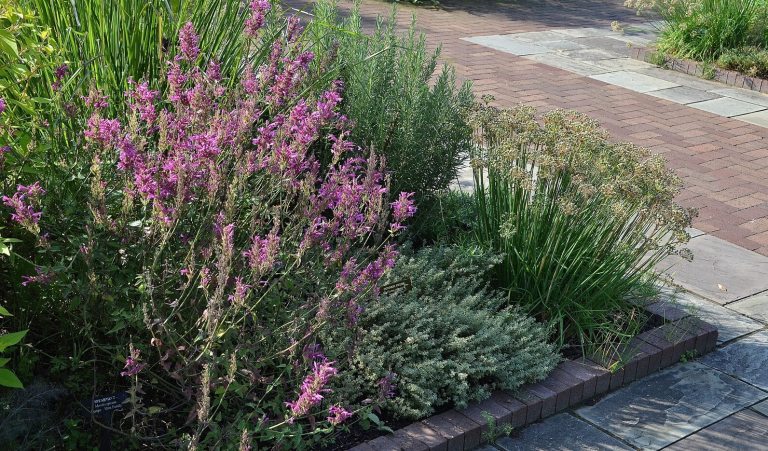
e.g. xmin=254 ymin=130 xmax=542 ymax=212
xmin=332 ymin=245 xmax=559 ymax=420
xmin=469 ymin=102 xmax=693 ymax=350
xmin=0 ymin=305 xmax=26 ymax=389
xmin=407 ymin=190 xmax=477 ymax=244
xmin=717 ymin=46 xmax=768 ymax=78
xmin=308 ymin=1 xmax=474 ymax=201
xmin=645 ymin=0 xmax=768 ymax=61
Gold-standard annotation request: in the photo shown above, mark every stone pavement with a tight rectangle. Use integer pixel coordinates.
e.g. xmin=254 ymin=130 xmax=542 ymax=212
xmin=287 ymin=0 xmax=768 ymax=256
xmin=476 ymin=231 xmax=768 ymax=450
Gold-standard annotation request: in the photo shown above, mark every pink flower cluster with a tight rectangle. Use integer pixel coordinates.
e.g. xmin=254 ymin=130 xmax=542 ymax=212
xmin=121 ymin=348 xmax=146 ymax=377
xmin=245 ymin=0 xmax=271 ymax=38
xmin=2 ymin=182 xmax=45 ymax=231
xmin=285 ymin=357 xmax=338 ymax=420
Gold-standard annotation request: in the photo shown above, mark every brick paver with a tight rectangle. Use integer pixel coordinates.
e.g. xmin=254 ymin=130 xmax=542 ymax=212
xmin=287 ymin=0 xmax=768 ymax=255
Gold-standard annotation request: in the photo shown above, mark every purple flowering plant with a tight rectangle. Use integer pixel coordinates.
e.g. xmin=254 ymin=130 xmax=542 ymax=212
xmin=27 ymin=10 xmax=416 ymax=447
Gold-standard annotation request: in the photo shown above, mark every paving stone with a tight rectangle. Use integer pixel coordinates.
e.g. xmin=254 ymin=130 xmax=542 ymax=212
xmin=591 ymin=57 xmax=654 ymax=72
xmin=710 ymin=88 xmax=768 ymax=108
xmin=735 ymin=109 xmax=768 ymax=128
xmin=524 ymin=54 xmax=611 ymax=76
xmin=520 ymin=383 xmax=558 ymax=419
xmin=753 ymin=399 xmax=768 ymax=416
xmin=664 ymin=409 xmax=768 ymax=451
xmin=554 ymin=27 xmax=617 ymax=38
xmin=511 ymin=31 xmax=573 ymax=43
xmin=367 ymin=435 xmax=401 ymax=451
xmin=659 ymin=234 xmax=768 ymax=304
xmin=575 ymin=362 xmax=767 ymax=449
xmin=728 ymin=291 xmax=768 ymax=324
xmin=700 ymin=331 xmax=768 ymax=390
xmin=460 ymin=398 xmax=513 ymax=433
xmin=535 ymin=40 xmax=589 ymax=51
xmin=495 ymin=413 xmax=631 ymax=451
xmin=561 ymin=48 xmax=624 ymax=62
xmin=489 ymin=392 xmax=527 ymax=428
xmin=401 ymin=422 xmax=448 ymax=451
xmin=647 ymin=86 xmax=721 ymax=104
xmin=392 ymin=429 xmax=430 ymax=451
xmin=689 ymin=97 xmax=767 ymax=117
xmin=665 ymin=290 xmax=764 ymax=343
xmin=590 ymin=70 xmax=679 ymax=93
xmin=462 ymin=36 xmax=551 ymax=56
xmin=633 ymin=66 xmax=725 ymax=91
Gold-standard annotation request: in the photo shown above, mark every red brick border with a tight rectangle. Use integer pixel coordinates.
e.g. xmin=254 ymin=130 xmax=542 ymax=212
xmin=629 ymin=47 xmax=768 ymax=94
xmin=348 ymin=303 xmax=718 ymax=451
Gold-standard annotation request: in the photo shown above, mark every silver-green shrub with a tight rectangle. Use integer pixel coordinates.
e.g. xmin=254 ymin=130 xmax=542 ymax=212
xmin=333 ymin=246 xmax=559 ymax=420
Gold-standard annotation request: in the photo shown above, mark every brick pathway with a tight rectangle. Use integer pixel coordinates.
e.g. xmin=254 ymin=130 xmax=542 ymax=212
xmin=287 ymin=0 xmax=768 ymax=255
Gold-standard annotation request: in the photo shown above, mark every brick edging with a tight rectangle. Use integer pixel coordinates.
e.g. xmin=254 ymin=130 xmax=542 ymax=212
xmin=628 ymin=47 xmax=768 ymax=94
xmin=348 ymin=302 xmax=718 ymax=451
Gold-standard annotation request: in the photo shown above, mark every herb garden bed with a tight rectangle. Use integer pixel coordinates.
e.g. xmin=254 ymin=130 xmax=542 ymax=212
xmin=348 ymin=301 xmax=718 ymax=451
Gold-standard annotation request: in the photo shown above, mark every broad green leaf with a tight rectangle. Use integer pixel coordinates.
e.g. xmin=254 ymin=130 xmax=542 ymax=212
xmin=0 ymin=357 xmax=10 ymax=367
xmin=0 ymin=305 xmax=11 ymax=316
xmin=0 ymin=368 xmax=24 ymax=388
xmin=0 ymin=29 xmax=19 ymax=59
xmin=0 ymin=330 xmax=27 ymax=352
xmin=0 ymin=243 xmax=9 ymax=256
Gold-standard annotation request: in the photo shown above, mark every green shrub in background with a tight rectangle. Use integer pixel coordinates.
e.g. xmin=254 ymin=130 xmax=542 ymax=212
xmin=308 ymin=1 xmax=474 ymax=202
xmin=627 ymin=0 xmax=768 ymax=61
xmin=717 ymin=46 xmax=768 ymax=78
xmin=470 ymin=102 xmax=693 ymax=351
xmin=331 ymin=245 xmax=559 ymax=420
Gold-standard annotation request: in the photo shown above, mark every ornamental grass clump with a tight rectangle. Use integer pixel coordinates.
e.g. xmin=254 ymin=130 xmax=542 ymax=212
xmin=330 ymin=245 xmax=559 ymax=420
xmin=470 ymin=102 xmax=693 ymax=351
xmin=1 ymin=6 xmax=416 ymax=448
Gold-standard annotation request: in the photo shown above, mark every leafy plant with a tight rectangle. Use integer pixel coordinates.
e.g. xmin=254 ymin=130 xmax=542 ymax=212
xmin=331 ymin=245 xmax=559 ymax=420
xmin=308 ymin=0 xmax=474 ymax=202
xmin=0 ymin=305 xmax=27 ymax=388
xmin=469 ymin=102 xmax=693 ymax=351
xmin=717 ymin=46 xmax=768 ymax=78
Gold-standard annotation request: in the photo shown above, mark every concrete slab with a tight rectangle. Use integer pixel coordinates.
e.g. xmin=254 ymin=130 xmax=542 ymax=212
xmin=495 ymin=414 xmax=631 ymax=451
xmin=728 ymin=292 xmax=768 ymax=324
xmin=647 ymin=86 xmax=721 ymax=105
xmin=665 ymin=290 xmax=763 ymax=344
xmin=561 ymin=48 xmax=624 ymax=62
xmin=659 ymin=234 xmax=768 ymax=304
xmin=512 ymin=31 xmax=573 ymax=43
xmin=753 ymin=399 xmax=768 ymax=417
xmin=536 ymin=40 xmax=589 ymax=52
xmin=700 ymin=331 xmax=768 ymax=390
xmin=633 ymin=66 xmax=725 ymax=91
xmin=593 ymin=58 xmax=655 ymax=72
xmin=554 ymin=27 xmax=617 ymax=38
xmin=664 ymin=409 xmax=768 ymax=451
xmin=689 ymin=97 xmax=766 ymax=117
xmin=590 ymin=70 xmax=679 ymax=93
xmin=710 ymin=88 xmax=768 ymax=108
xmin=735 ymin=110 xmax=768 ymax=128
xmin=576 ymin=363 xmax=767 ymax=450
xmin=461 ymin=36 xmax=552 ymax=56
xmin=525 ymin=53 xmax=612 ymax=76
xmin=576 ymin=36 xmax=633 ymax=55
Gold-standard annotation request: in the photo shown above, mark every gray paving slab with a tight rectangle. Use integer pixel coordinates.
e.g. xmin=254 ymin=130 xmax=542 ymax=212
xmin=658 ymin=234 xmax=768 ymax=304
xmin=494 ymin=413 xmax=631 ymax=451
xmin=728 ymin=292 xmax=768 ymax=324
xmin=633 ymin=66 xmax=726 ymax=91
xmin=536 ymin=40 xmax=589 ymax=51
xmin=735 ymin=110 xmax=768 ymax=127
xmin=710 ymin=88 xmax=768 ymax=108
xmin=664 ymin=409 xmax=768 ymax=451
xmin=525 ymin=53 xmax=612 ymax=76
xmin=576 ymin=36 xmax=633 ymax=55
xmin=689 ymin=97 xmax=766 ymax=117
xmin=512 ymin=31 xmax=573 ymax=43
xmin=561 ymin=48 xmax=624 ymax=62
xmin=608 ymin=34 xmax=653 ymax=47
xmin=663 ymin=290 xmax=764 ymax=344
xmin=687 ymin=227 xmax=705 ymax=238
xmin=753 ymin=399 xmax=768 ymax=416
xmin=462 ymin=36 xmax=552 ymax=56
xmin=554 ymin=27 xmax=617 ymax=38
xmin=700 ymin=331 xmax=768 ymax=390
xmin=593 ymin=57 xmax=655 ymax=72
xmin=647 ymin=86 xmax=721 ymax=104
xmin=590 ymin=70 xmax=679 ymax=93
xmin=575 ymin=362 xmax=767 ymax=450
